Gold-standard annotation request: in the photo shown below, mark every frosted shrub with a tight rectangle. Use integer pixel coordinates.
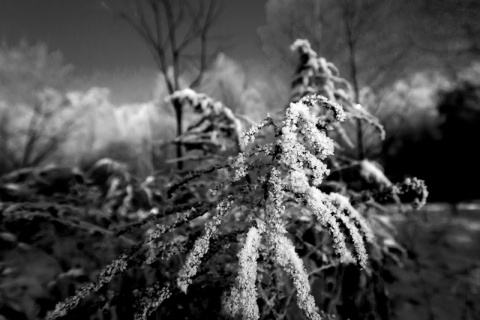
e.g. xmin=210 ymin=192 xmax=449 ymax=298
xmin=46 ymin=93 xmax=401 ymax=320
xmin=166 ymin=88 xmax=253 ymax=155
xmin=46 ymin=41 xmax=428 ymax=320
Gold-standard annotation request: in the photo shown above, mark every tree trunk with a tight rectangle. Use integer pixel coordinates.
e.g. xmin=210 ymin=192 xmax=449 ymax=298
xmin=344 ymin=14 xmax=365 ymax=160
xmin=174 ymin=100 xmax=183 ymax=170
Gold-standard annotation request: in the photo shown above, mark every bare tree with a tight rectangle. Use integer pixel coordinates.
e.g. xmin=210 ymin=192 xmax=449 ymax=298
xmin=103 ymin=0 xmax=222 ymax=169
xmin=21 ymin=92 xmax=80 ymax=167
xmin=0 ymin=91 xmax=81 ymax=171
xmin=0 ymin=41 xmax=79 ymax=174
xmin=333 ymin=0 xmax=410 ymax=159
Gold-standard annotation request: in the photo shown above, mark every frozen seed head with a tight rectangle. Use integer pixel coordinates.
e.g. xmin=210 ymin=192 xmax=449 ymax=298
xmin=268 ymin=232 xmax=322 ymax=320
xmin=223 ymin=226 xmax=262 ymax=320
xmin=134 ymin=285 xmax=172 ymax=320
xmin=230 ymin=152 xmax=248 ymax=181
xmin=329 ymin=193 xmax=374 ymax=244
xmin=177 ymin=200 xmax=232 ymax=293
xmin=304 ymin=188 xmax=350 ymax=263
xmin=47 ymin=253 xmax=129 ymax=320
xmin=299 ymin=95 xmax=346 ymax=123
xmin=278 ymin=100 xmax=337 ymax=187
xmin=266 ymin=168 xmax=287 ymax=233
xmin=241 ymin=115 xmax=273 ymax=146
xmin=288 ymin=170 xmax=310 ymax=194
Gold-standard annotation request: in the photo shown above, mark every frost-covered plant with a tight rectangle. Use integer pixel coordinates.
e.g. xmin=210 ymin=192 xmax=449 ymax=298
xmin=44 ymin=42 xmax=428 ymax=320
xmin=287 ymin=39 xmax=428 ymax=320
xmin=290 ymin=39 xmax=385 ymax=149
xmin=166 ymin=88 xmax=254 ymax=156
xmin=46 ymin=93 xmax=381 ymax=320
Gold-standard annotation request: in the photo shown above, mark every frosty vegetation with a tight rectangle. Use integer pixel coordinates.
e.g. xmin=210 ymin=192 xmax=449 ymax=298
xmin=44 ymin=40 xmax=428 ymax=320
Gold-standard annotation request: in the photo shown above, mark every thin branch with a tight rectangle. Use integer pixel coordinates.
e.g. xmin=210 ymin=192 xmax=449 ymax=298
xmin=22 ymin=101 xmax=48 ymax=166
xmin=176 ymin=1 xmax=205 ymax=52
xmin=30 ymin=116 xmax=78 ymax=166
xmin=119 ymin=1 xmax=174 ymax=92
xmin=148 ymin=0 xmax=174 ymax=92
xmin=189 ymin=0 xmax=218 ymax=88
xmin=161 ymin=0 xmax=180 ymax=90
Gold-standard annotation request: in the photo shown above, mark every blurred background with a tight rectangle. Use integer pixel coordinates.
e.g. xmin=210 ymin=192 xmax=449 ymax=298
xmin=0 ymin=1 xmax=479 ymax=319
xmin=1 ymin=0 xmax=479 ymax=202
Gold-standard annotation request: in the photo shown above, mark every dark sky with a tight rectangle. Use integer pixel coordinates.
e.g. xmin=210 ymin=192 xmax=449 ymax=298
xmin=0 ymin=0 xmax=267 ymax=74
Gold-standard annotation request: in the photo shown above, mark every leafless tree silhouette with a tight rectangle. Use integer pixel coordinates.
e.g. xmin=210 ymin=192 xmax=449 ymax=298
xmin=103 ymin=0 xmax=223 ymax=169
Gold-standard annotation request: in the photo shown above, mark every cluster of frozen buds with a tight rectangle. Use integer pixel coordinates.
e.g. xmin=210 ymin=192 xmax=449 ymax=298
xmin=392 ymin=177 xmax=429 ymax=209
xmin=218 ymin=94 xmax=374 ymax=320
